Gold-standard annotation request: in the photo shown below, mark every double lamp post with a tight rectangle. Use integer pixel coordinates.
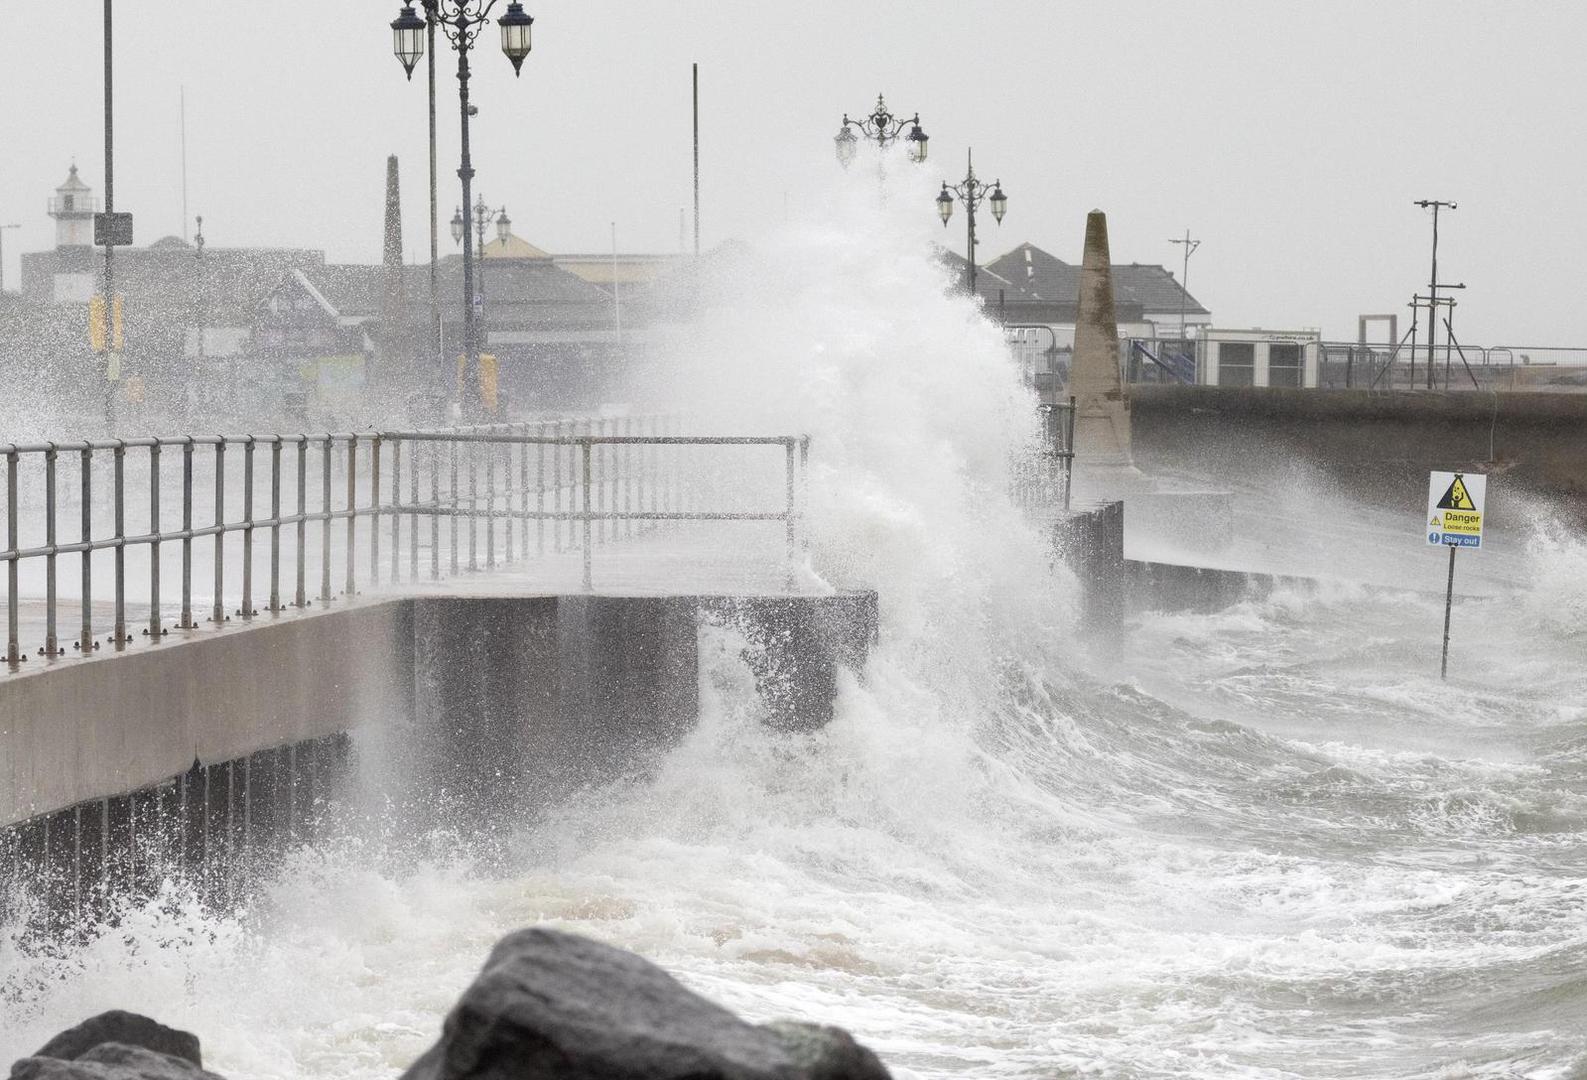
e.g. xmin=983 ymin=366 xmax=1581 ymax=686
xmin=390 ymin=0 xmax=532 ymax=418
xmin=831 ymin=97 xmax=1007 ymax=297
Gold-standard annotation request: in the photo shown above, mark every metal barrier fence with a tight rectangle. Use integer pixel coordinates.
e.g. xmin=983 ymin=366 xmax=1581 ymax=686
xmin=1320 ymin=341 xmax=1587 ymax=391
xmin=0 ymin=418 xmax=810 ymax=669
xmin=1011 ymin=398 xmax=1076 ymax=515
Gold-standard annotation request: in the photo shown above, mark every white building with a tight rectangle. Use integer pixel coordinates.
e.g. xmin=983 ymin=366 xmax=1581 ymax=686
xmin=1198 ymin=328 xmax=1322 ymax=388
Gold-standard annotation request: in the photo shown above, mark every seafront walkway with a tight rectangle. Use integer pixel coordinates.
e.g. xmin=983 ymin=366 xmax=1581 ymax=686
xmin=0 ymin=419 xmax=880 ymax=917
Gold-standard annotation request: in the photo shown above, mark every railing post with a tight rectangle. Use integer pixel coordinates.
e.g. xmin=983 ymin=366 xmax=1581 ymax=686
xmin=370 ymin=434 xmax=382 ymax=588
xmin=43 ymin=444 xmax=57 ymax=658
xmin=485 ymin=433 xmax=496 ymax=569
xmin=345 ymin=434 xmax=358 ymax=597
xmin=799 ymin=435 xmax=810 ymax=553
xmin=784 ymin=438 xmax=796 ymax=584
xmin=211 ymin=440 xmax=225 ymax=625
xmin=6 ymin=449 xmax=17 ymax=666
xmin=113 ymin=441 xmax=126 ymax=647
xmin=535 ymin=421 xmax=546 ymax=557
xmin=447 ymin=438 xmax=459 ymax=575
xmin=390 ymin=438 xmax=402 ymax=583
xmin=409 ymin=437 xmax=420 ymax=581
xmin=595 ymin=418 xmax=608 ymax=547
xmin=467 ymin=435 xmax=479 ymax=572
xmin=320 ymin=436 xmax=332 ymax=603
xmin=552 ymin=421 xmax=565 ymax=553
xmin=83 ymin=446 xmax=97 ymax=646
xmin=269 ymin=436 xmax=282 ymax=613
xmin=623 ymin=416 xmax=635 ymax=541
xmin=295 ymin=436 xmax=308 ymax=608
xmin=428 ymin=440 xmax=438 ymax=581
xmin=518 ymin=422 xmax=529 ymax=558
xmin=501 ymin=434 xmax=513 ymax=565
xmin=581 ymin=437 xmax=593 ymax=591
xmin=241 ymin=436 xmax=255 ymax=619
xmin=148 ymin=441 xmax=161 ymax=640
xmin=179 ymin=440 xmax=193 ymax=628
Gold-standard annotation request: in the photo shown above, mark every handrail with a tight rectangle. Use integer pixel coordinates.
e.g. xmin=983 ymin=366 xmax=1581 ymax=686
xmin=1 ymin=417 xmax=810 ymax=669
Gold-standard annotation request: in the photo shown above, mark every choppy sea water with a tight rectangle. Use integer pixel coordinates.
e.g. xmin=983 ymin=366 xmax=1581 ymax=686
xmin=3 ymin=161 xmax=1586 ymax=1079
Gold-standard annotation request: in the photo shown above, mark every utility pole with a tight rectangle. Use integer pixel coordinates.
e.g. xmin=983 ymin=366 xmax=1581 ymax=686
xmin=692 ymin=62 xmax=700 ymax=257
xmin=1413 ymin=199 xmax=1455 ymax=390
xmin=103 ymin=0 xmax=116 ymax=429
xmin=1168 ymin=229 xmax=1201 ymax=342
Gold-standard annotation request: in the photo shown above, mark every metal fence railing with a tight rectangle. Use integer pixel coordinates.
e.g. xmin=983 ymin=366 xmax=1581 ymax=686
xmin=1319 ymin=341 xmax=1587 ymax=391
xmin=1 ymin=418 xmax=810 ymax=669
xmin=1011 ymin=398 xmax=1076 ymax=516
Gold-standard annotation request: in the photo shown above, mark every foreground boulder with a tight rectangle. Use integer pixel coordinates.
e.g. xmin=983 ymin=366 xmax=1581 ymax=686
xmin=401 ymin=927 xmax=891 ymax=1080
xmin=25 ymin=1013 xmax=202 ymax=1070
xmin=11 ymin=1043 xmax=222 ymax=1080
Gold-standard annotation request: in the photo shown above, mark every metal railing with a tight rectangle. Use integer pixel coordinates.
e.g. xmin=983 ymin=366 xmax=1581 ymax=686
xmin=1319 ymin=340 xmax=1587 ymax=391
xmin=1011 ymin=398 xmax=1076 ymax=516
xmin=1 ymin=418 xmax=810 ymax=669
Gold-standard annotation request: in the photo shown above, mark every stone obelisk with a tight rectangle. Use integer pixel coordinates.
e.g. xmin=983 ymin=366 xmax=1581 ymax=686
xmin=1070 ymin=210 xmax=1135 ymax=472
xmin=380 ymin=155 xmax=409 ymax=380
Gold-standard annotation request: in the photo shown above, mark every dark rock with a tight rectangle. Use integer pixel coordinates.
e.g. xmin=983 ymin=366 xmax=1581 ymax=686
xmin=401 ymin=927 xmax=891 ymax=1080
xmin=27 ymin=1013 xmax=202 ymax=1069
xmin=11 ymin=1043 xmax=222 ymax=1080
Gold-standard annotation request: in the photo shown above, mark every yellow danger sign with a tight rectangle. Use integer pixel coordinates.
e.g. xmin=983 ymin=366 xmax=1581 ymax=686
xmin=1426 ymin=471 xmax=1486 ymax=549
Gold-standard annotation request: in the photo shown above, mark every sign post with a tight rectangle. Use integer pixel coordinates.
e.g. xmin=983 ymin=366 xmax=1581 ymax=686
xmin=1425 ymin=470 xmax=1486 ymax=679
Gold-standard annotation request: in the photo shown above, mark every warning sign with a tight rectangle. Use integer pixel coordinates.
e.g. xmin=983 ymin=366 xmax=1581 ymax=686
xmin=1426 ymin=470 xmax=1486 ymax=548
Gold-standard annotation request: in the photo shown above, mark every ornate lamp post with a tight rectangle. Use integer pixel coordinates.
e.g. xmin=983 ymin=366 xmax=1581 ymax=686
xmin=453 ymin=194 xmax=509 ymax=316
xmin=391 ymin=0 xmax=533 ymax=419
xmin=833 ymin=93 xmax=929 ymax=169
xmin=936 ymin=149 xmax=1006 ymax=297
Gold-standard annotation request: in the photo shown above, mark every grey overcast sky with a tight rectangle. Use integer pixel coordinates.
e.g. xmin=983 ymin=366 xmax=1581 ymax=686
xmin=1 ymin=2 xmax=1581 ymax=344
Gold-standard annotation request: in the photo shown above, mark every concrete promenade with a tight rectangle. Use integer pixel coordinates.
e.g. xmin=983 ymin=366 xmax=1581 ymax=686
xmin=0 ymin=521 xmax=878 ymax=920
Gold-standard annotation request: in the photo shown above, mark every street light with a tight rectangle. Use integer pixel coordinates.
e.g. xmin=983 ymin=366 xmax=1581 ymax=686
xmin=936 ymin=148 xmax=1006 ymax=297
xmin=833 ymin=93 xmax=929 ymax=167
xmin=454 ymin=194 xmax=509 ymax=316
xmin=390 ymin=0 xmax=533 ymax=419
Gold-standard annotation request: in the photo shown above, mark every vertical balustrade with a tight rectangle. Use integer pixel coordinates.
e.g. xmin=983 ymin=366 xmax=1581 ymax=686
xmin=113 ymin=442 xmax=126 ymax=647
xmin=369 ymin=435 xmax=381 ymax=588
xmin=502 ymin=434 xmax=513 ymax=565
xmin=84 ymin=446 xmax=97 ymax=644
xmin=596 ymin=419 xmax=608 ymax=546
xmin=581 ymin=437 xmax=593 ymax=591
xmin=43 ymin=444 xmax=57 ymax=657
xmin=319 ymin=437 xmax=332 ymax=604
xmin=211 ymin=441 xmax=226 ymax=625
xmin=179 ymin=441 xmax=193 ymax=629
xmin=448 ymin=439 xmax=459 ymax=576
xmin=536 ymin=421 xmax=546 ymax=557
xmin=241 ymin=437 xmax=255 ymax=619
xmin=552 ymin=421 xmax=565 ymax=553
xmin=485 ymin=435 xmax=496 ymax=569
xmin=390 ymin=439 xmax=402 ymax=584
xmin=269 ymin=437 xmax=282 ymax=613
xmin=295 ymin=437 xmax=307 ymax=609
xmin=344 ymin=435 xmax=357 ymax=598
xmin=5 ymin=449 xmax=16 ymax=665
xmin=405 ymin=440 xmax=419 ymax=581
xmin=148 ymin=441 xmax=161 ymax=639
xmin=518 ymin=423 xmax=530 ymax=558
xmin=467 ymin=437 xmax=478 ymax=572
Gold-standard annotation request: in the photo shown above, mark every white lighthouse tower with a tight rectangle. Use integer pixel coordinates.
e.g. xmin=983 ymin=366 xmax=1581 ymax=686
xmin=47 ymin=164 xmax=98 ymax=249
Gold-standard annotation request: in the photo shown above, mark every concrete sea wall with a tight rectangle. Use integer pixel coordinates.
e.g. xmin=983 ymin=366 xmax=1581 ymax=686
xmin=1131 ymin=386 xmax=1587 ymax=512
xmin=0 ymin=590 xmax=878 ymax=922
